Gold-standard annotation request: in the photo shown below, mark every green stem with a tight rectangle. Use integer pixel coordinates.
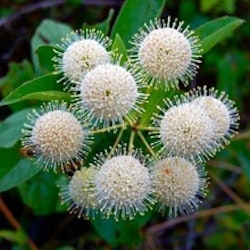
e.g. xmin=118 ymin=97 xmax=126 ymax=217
xmin=108 ymin=128 xmax=125 ymax=158
xmin=136 ymin=126 xmax=159 ymax=132
xmin=128 ymin=130 xmax=136 ymax=154
xmin=89 ymin=123 xmax=125 ymax=135
xmin=137 ymin=130 xmax=159 ymax=160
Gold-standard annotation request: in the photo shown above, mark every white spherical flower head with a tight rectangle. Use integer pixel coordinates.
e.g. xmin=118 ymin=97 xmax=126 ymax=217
xmin=22 ymin=102 xmax=91 ymax=172
xmin=158 ymin=102 xmax=215 ymax=160
xmin=152 ymin=157 xmax=208 ymax=217
xmin=53 ymin=29 xmax=112 ymax=88
xmin=62 ymin=39 xmax=110 ymax=81
xmin=187 ymin=86 xmax=240 ymax=144
xmin=60 ymin=167 xmax=98 ymax=219
xmin=139 ymin=28 xmax=191 ymax=81
xmin=94 ymin=154 xmax=154 ymax=220
xmin=130 ymin=17 xmax=201 ymax=89
xmin=193 ymin=96 xmax=230 ymax=135
xmin=78 ymin=63 xmax=142 ymax=127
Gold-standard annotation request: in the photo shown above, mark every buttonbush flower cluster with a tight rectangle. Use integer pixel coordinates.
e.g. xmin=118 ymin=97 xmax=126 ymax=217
xmin=21 ymin=17 xmax=239 ymax=221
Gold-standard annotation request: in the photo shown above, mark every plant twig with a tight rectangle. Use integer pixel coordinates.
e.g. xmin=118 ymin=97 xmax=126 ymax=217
xmin=137 ymin=130 xmax=159 ymax=160
xmin=146 ymin=203 xmax=250 ymax=234
xmin=89 ymin=123 xmax=125 ymax=135
xmin=0 ymin=196 xmax=39 ymax=250
xmin=234 ymin=131 xmax=250 ymax=140
xmin=128 ymin=130 xmax=136 ymax=154
xmin=108 ymin=128 xmax=125 ymax=157
xmin=209 ymin=171 xmax=250 ymax=215
xmin=207 ymin=160 xmax=242 ymax=174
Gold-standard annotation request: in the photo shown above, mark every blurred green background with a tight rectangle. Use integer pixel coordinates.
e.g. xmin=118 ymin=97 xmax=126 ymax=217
xmin=0 ymin=0 xmax=250 ymax=249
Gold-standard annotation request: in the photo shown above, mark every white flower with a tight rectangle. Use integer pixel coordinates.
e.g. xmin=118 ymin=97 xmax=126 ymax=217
xmin=92 ymin=148 xmax=155 ymax=221
xmin=59 ymin=167 xmax=98 ymax=219
xmin=75 ymin=61 xmax=146 ymax=127
xmin=130 ymin=17 xmax=202 ymax=89
xmin=53 ymin=29 xmax=112 ymax=88
xmin=187 ymin=86 xmax=240 ymax=144
xmin=22 ymin=101 xmax=91 ymax=172
xmin=153 ymin=101 xmax=218 ymax=161
xmin=152 ymin=157 xmax=208 ymax=217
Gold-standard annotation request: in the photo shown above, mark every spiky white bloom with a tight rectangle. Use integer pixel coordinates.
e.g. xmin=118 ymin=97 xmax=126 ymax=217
xmin=92 ymin=149 xmax=155 ymax=221
xmin=130 ymin=17 xmax=202 ymax=89
xmin=151 ymin=157 xmax=208 ymax=217
xmin=153 ymin=101 xmax=217 ymax=161
xmin=185 ymin=86 xmax=240 ymax=144
xmin=22 ymin=101 xmax=91 ymax=172
xmin=53 ymin=29 xmax=112 ymax=88
xmin=59 ymin=167 xmax=98 ymax=219
xmin=75 ymin=61 xmax=146 ymax=127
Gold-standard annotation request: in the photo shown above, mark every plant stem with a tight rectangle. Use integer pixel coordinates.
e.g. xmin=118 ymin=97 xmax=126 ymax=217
xmin=0 ymin=196 xmax=39 ymax=250
xmin=128 ymin=130 xmax=136 ymax=154
xmin=234 ymin=131 xmax=250 ymax=140
xmin=136 ymin=126 xmax=159 ymax=132
xmin=89 ymin=123 xmax=125 ymax=135
xmin=137 ymin=130 xmax=159 ymax=160
xmin=146 ymin=203 xmax=250 ymax=234
xmin=108 ymin=128 xmax=125 ymax=157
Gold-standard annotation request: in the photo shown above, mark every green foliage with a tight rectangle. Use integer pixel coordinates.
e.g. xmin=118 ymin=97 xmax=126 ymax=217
xmin=0 ymin=0 xmax=248 ymax=249
xmin=111 ymin=0 xmax=166 ymax=47
xmin=0 ymin=73 xmax=70 ymax=107
xmin=195 ymin=16 xmax=244 ymax=54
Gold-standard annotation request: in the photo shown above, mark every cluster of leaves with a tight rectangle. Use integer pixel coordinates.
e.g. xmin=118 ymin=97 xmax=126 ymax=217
xmin=0 ymin=0 xmax=249 ymax=249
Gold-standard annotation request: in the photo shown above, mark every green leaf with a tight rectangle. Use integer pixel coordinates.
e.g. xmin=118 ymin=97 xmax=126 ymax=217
xmin=91 ymin=211 xmax=152 ymax=247
xmin=18 ymin=171 xmax=63 ymax=215
xmin=85 ymin=9 xmax=114 ymax=35
xmin=0 ymin=158 xmax=41 ymax=192
xmin=200 ymin=0 xmax=219 ymax=12
xmin=0 ymin=108 xmax=33 ymax=148
xmin=36 ymin=45 xmax=57 ymax=72
xmin=140 ymin=87 xmax=181 ymax=126
xmin=0 ymin=230 xmax=27 ymax=245
xmin=0 ymin=144 xmax=20 ymax=180
xmin=111 ymin=0 xmax=166 ymax=48
xmin=111 ymin=34 xmax=128 ymax=63
xmin=0 ymin=73 xmax=70 ymax=107
xmin=195 ymin=16 xmax=245 ymax=54
xmin=0 ymin=60 xmax=34 ymax=89
xmin=31 ymin=19 xmax=72 ymax=74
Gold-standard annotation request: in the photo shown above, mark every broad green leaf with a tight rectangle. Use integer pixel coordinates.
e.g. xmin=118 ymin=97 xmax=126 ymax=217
xmin=0 ymin=158 xmax=41 ymax=192
xmin=0 ymin=230 xmax=27 ymax=245
xmin=91 ymin=211 xmax=152 ymax=247
xmin=0 ymin=73 xmax=70 ymax=107
xmin=18 ymin=171 xmax=63 ymax=215
xmin=0 ymin=108 xmax=33 ymax=148
xmin=195 ymin=16 xmax=244 ymax=54
xmin=111 ymin=0 xmax=166 ymax=48
xmin=0 ymin=144 xmax=20 ymax=180
xmin=36 ymin=45 xmax=57 ymax=72
xmin=200 ymin=0 xmax=219 ymax=12
xmin=139 ymin=87 xmax=181 ymax=126
xmin=111 ymin=34 xmax=128 ymax=63
xmin=0 ymin=60 xmax=34 ymax=89
xmin=31 ymin=19 xmax=72 ymax=74
xmin=85 ymin=9 xmax=114 ymax=35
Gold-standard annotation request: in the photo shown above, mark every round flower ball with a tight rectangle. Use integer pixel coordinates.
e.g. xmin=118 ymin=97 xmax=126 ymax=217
xmin=77 ymin=62 xmax=144 ymax=127
xmin=157 ymin=102 xmax=216 ymax=160
xmin=152 ymin=157 xmax=208 ymax=217
xmin=188 ymin=86 xmax=240 ymax=143
xmin=22 ymin=101 xmax=91 ymax=172
xmin=53 ymin=29 xmax=112 ymax=87
xmin=130 ymin=17 xmax=202 ymax=89
xmin=60 ymin=167 xmax=98 ymax=219
xmin=93 ymin=152 xmax=154 ymax=221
